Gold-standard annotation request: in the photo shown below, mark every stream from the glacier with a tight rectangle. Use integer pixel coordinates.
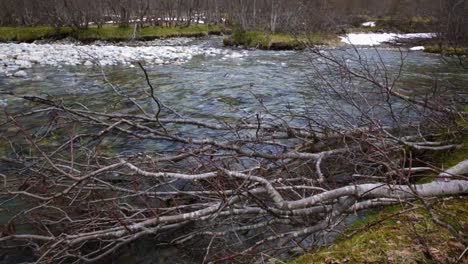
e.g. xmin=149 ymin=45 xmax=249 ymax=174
xmin=0 ymin=36 xmax=467 ymax=263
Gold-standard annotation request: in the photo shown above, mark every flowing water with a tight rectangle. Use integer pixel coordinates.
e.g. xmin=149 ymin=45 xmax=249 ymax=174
xmin=0 ymin=36 xmax=467 ymax=263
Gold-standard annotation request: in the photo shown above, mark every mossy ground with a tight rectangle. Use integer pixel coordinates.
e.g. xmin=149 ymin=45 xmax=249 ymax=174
xmin=424 ymin=46 xmax=468 ymax=56
xmin=0 ymin=27 xmax=72 ymax=42
xmin=0 ymin=24 xmax=223 ymax=42
xmin=290 ymin=199 xmax=467 ymax=264
xmin=223 ymin=30 xmax=340 ymax=50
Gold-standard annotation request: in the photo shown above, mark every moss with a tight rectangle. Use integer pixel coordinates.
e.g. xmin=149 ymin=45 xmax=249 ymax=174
xmin=0 ymin=25 xmax=223 ymax=43
xmin=0 ymin=27 xmax=72 ymax=42
xmin=437 ymin=138 xmax=468 ymax=169
xmin=224 ymin=30 xmax=339 ymax=50
xmin=289 ymin=199 xmax=467 ymax=264
xmin=73 ymin=24 xmax=222 ymax=42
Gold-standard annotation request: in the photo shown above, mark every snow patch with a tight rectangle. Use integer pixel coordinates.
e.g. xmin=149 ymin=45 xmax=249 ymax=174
xmin=361 ymin=21 xmax=376 ymax=27
xmin=340 ymin=33 xmax=436 ymax=46
xmin=410 ymin=46 xmax=425 ymax=51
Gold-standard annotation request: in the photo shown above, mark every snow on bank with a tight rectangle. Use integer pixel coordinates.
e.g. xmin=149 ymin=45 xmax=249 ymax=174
xmin=340 ymin=33 xmax=435 ymax=46
xmin=361 ymin=21 xmax=376 ymax=27
xmin=409 ymin=46 xmax=425 ymax=51
xmin=0 ymin=40 xmax=242 ymax=77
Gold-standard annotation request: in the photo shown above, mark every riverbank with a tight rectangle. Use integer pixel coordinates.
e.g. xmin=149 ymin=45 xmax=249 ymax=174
xmin=0 ymin=37 xmax=248 ymax=78
xmin=0 ymin=24 xmax=225 ymax=43
xmin=223 ymin=30 xmax=340 ymax=50
xmin=290 ymin=138 xmax=468 ymax=264
xmin=290 ymin=198 xmax=467 ymax=264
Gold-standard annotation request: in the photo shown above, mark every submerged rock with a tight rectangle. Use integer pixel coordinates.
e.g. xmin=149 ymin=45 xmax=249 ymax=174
xmin=31 ymin=76 xmax=45 ymax=81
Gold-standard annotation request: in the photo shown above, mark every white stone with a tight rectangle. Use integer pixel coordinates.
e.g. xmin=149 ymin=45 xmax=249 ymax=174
xmin=13 ymin=70 xmax=28 ymax=78
xmin=0 ymin=99 xmax=8 ymax=107
xmin=15 ymin=60 xmax=32 ymax=69
xmin=0 ymin=39 xmax=224 ymax=68
xmin=84 ymin=61 xmax=94 ymax=66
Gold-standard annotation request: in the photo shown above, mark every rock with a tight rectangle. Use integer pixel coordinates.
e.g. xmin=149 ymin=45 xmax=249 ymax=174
xmin=31 ymin=76 xmax=45 ymax=81
xmin=15 ymin=60 xmax=32 ymax=69
xmin=0 ymin=40 xmax=221 ymax=68
xmin=6 ymin=65 xmax=20 ymax=72
xmin=13 ymin=70 xmax=27 ymax=78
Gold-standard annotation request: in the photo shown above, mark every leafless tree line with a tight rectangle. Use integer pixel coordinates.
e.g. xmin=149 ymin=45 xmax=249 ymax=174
xmin=0 ymin=0 xmax=461 ymax=33
xmin=0 ymin=47 xmax=467 ymax=262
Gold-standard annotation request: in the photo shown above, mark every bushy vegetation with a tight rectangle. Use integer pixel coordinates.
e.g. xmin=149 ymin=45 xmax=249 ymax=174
xmin=349 ymin=16 xmax=437 ymax=33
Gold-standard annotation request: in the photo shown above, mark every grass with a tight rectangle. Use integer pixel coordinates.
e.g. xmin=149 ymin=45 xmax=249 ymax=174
xmin=0 ymin=24 xmax=224 ymax=42
xmin=223 ymin=30 xmax=340 ymax=50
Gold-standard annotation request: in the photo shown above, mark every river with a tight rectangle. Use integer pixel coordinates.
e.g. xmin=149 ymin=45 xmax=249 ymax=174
xmin=0 ymin=36 xmax=467 ymax=263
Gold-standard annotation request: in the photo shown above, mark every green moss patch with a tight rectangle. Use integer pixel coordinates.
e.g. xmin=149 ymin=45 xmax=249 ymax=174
xmin=0 ymin=25 xmax=223 ymax=43
xmin=424 ymin=46 xmax=468 ymax=56
xmin=290 ymin=199 xmax=467 ymax=264
xmin=0 ymin=27 xmax=72 ymax=42
xmin=73 ymin=24 xmax=223 ymax=42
